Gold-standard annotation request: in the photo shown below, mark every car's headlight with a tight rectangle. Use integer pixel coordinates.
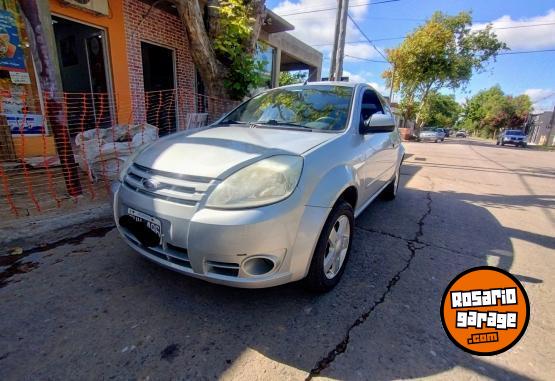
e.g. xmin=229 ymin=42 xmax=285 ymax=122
xmin=118 ymin=144 xmax=150 ymax=182
xmin=206 ymin=155 xmax=303 ymax=209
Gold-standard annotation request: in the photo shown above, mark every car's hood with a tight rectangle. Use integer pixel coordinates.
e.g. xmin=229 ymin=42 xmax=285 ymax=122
xmin=135 ymin=126 xmax=335 ymax=179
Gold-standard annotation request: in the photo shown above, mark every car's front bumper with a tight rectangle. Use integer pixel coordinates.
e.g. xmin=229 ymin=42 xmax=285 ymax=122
xmin=113 ymin=182 xmax=330 ymax=288
xmin=503 ymin=138 xmax=526 ymax=145
xmin=419 ymin=135 xmax=438 ymax=141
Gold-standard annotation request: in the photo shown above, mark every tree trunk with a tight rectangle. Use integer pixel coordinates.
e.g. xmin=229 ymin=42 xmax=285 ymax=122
xmin=19 ymin=0 xmax=82 ymax=196
xmin=174 ymin=0 xmax=229 ymax=99
xmin=174 ymin=0 xmax=265 ymax=99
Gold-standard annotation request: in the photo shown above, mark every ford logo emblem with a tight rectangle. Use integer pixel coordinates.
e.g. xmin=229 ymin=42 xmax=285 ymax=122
xmin=142 ymin=179 xmax=160 ymax=191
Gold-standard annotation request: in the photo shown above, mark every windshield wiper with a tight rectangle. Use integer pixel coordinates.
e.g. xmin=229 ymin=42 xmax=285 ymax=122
xmin=217 ymin=120 xmax=248 ymax=126
xmin=256 ymin=120 xmax=312 ymax=130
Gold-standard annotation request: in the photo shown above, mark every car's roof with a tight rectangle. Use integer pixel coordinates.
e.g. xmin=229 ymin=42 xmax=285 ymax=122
xmin=280 ymin=81 xmax=362 ymax=89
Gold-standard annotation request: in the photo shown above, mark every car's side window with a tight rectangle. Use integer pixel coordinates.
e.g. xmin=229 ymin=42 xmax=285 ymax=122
xmin=360 ymin=89 xmax=385 ymax=123
xmin=377 ymin=93 xmax=392 ymax=115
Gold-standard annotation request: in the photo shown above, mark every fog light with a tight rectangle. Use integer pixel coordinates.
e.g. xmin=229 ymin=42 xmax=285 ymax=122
xmin=242 ymin=257 xmax=275 ymax=276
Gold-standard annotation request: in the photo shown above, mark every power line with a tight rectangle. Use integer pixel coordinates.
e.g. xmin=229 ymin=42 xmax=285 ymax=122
xmin=277 ymin=0 xmax=401 ymax=17
xmin=312 ymin=37 xmax=405 ymax=47
xmin=487 ymin=22 xmax=555 ymax=30
xmin=347 ymin=12 xmax=390 ymax=62
xmin=345 ymin=54 xmax=388 ymax=63
xmin=498 ymin=49 xmax=555 ymax=55
xmin=308 ymin=21 xmax=555 ymax=48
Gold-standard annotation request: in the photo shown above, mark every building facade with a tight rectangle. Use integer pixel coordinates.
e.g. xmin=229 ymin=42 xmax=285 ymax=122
xmin=0 ymin=0 xmax=322 ymax=217
xmin=526 ymin=111 xmax=555 ymax=146
xmin=1 ymin=0 xmax=322 ymax=158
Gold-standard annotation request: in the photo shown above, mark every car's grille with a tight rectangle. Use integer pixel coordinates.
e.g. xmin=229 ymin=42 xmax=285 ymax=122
xmin=123 ymin=163 xmax=217 ymax=206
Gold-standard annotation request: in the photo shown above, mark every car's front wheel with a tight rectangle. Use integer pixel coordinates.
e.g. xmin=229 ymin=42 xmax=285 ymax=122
xmin=305 ymin=200 xmax=354 ymax=292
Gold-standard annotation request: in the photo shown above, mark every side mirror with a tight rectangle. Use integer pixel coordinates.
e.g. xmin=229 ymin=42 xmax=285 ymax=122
xmin=360 ymin=113 xmax=395 ymax=134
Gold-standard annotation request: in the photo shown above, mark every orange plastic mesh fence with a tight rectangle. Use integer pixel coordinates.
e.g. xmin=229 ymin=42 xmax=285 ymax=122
xmin=0 ymin=90 xmax=239 ymax=218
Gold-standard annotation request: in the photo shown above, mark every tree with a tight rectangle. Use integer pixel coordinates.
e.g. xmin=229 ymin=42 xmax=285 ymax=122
xmin=383 ymin=11 xmax=507 ymax=128
xmin=174 ymin=0 xmax=266 ymax=100
xmin=279 ymin=71 xmax=307 ymax=86
xmin=419 ymin=92 xmax=462 ymax=127
xmin=459 ymin=86 xmax=532 ymax=138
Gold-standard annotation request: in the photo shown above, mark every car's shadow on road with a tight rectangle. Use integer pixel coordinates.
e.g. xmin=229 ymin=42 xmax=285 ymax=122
xmin=0 ymin=161 xmax=543 ymax=380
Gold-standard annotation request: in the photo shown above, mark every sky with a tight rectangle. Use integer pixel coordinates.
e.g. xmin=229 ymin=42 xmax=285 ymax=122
xmin=266 ymin=0 xmax=555 ymax=112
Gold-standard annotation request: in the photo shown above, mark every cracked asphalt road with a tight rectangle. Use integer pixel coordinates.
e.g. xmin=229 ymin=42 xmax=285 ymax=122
xmin=1 ymin=138 xmax=554 ymax=380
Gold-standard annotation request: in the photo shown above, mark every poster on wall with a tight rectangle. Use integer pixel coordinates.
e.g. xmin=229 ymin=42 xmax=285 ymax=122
xmin=0 ymin=9 xmax=26 ymax=72
xmin=6 ymin=114 xmax=46 ymax=135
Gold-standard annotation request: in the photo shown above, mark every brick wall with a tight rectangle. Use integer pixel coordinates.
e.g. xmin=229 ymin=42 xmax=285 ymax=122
xmin=123 ymin=0 xmax=196 ymax=127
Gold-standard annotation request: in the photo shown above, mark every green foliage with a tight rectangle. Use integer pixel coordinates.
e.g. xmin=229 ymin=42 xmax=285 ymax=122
xmin=383 ymin=11 xmax=507 ymax=126
xmin=459 ymin=86 xmax=533 ymax=138
xmin=419 ymin=92 xmax=462 ymax=127
xmin=279 ymin=71 xmax=307 ymax=86
xmin=213 ymin=0 xmax=265 ymax=99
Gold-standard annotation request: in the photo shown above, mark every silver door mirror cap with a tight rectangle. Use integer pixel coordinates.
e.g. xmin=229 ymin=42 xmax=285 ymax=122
xmin=361 ymin=113 xmax=395 ymax=134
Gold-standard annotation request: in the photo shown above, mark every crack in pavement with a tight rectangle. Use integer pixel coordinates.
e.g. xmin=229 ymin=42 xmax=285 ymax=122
xmin=355 ymin=225 xmax=476 ymax=260
xmin=306 ymin=191 xmax=433 ymax=380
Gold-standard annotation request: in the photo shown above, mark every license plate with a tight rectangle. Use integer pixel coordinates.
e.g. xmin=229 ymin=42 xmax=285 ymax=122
xmin=127 ymin=208 xmax=162 ymax=237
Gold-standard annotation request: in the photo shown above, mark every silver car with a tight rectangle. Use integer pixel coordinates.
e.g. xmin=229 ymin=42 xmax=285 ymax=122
xmin=113 ymin=83 xmax=404 ymax=291
xmin=418 ymin=127 xmax=444 ymax=142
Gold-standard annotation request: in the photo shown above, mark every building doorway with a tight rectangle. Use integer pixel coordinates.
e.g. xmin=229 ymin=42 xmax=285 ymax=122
xmin=52 ymin=16 xmax=113 ymax=135
xmin=141 ymin=42 xmax=176 ymax=135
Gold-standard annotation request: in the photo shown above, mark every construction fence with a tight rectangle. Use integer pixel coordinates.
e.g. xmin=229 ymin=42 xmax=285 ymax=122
xmin=0 ymin=89 xmax=239 ymax=218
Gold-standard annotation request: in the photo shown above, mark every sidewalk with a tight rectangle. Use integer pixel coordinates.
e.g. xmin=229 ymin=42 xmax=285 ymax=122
xmin=0 ymin=199 xmax=114 ymax=254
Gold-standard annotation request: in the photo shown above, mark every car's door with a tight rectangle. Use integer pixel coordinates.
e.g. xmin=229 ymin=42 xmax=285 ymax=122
xmin=357 ymin=89 xmax=394 ymax=201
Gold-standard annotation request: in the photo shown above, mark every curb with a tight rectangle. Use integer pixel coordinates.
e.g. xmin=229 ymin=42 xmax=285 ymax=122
xmin=0 ymin=203 xmax=115 ymax=253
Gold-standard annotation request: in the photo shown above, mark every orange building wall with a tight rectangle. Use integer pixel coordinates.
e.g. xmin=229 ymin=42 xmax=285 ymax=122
xmin=14 ymin=1 xmax=133 ymax=158
xmin=48 ymin=0 xmax=132 ymax=123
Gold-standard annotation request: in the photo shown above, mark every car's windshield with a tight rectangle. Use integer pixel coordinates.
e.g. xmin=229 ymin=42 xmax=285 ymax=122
xmin=221 ymin=85 xmax=354 ymax=131
xmin=422 ymin=127 xmax=436 ymax=132
xmin=506 ymin=130 xmax=524 ymax=135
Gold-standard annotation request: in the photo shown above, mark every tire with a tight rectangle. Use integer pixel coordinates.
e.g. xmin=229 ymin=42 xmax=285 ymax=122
xmin=382 ymin=162 xmax=401 ymax=201
xmin=434 ymin=139 xmax=438 ymax=143
xmin=305 ymin=200 xmax=354 ymax=292
xmin=501 ymin=142 xmax=505 ymax=146
xmin=496 ymin=141 xmax=500 ymax=145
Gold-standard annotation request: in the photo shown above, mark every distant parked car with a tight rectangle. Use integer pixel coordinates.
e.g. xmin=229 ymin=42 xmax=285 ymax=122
xmin=436 ymin=128 xmax=446 ymax=141
xmin=496 ymin=130 xmax=527 ymax=147
xmin=455 ymin=130 xmax=467 ymax=138
xmin=418 ymin=127 xmax=444 ymax=142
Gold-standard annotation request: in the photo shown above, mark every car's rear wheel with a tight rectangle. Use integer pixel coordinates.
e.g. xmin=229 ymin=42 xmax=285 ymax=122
xmin=305 ymin=200 xmax=354 ymax=292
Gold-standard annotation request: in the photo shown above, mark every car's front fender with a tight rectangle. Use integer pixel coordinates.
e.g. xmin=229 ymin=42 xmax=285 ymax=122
xmin=305 ymin=165 xmax=359 ymax=209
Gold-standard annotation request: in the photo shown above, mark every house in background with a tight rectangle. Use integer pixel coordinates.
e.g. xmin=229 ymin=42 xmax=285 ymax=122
xmin=526 ymin=111 xmax=555 ymax=146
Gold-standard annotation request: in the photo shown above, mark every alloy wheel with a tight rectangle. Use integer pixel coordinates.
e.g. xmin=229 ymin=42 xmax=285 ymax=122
xmin=323 ymin=215 xmax=351 ymax=279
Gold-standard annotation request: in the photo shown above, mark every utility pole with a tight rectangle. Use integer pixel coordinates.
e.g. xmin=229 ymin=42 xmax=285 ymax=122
xmin=329 ymin=0 xmax=348 ymax=81
xmin=334 ymin=0 xmax=349 ymax=81
xmin=388 ymin=65 xmax=396 ymax=102
xmin=329 ymin=0 xmax=342 ymax=80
